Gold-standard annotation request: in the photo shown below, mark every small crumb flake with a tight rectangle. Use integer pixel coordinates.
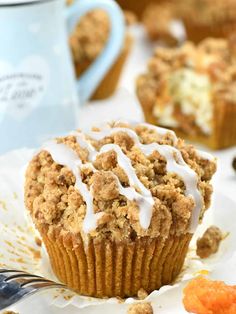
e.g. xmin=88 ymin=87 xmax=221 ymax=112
xmin=0 ymin=199 xmax=7 ymax=211
xmin=137 ymin=288 xmax=148 ymax=300
xmin=3 ymin=311 xmax=19 ymax=314
xmin=27 ymin=246 xmax=41 ymax=260
xmin=196 ymin=226 xmax=223 ymax=258
xmin=63 ymin=294 xmax=73 ymax=301
xmin=127 ymin=302 xmax=153 ymax=314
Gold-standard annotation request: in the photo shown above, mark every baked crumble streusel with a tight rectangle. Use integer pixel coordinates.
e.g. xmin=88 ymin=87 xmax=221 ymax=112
xmin=70 ymin=10 xmax=110 ymax=73
xmin=25 ymin=122 xmax=216 ymax=297
xmin=127 ymin=302 xmax=153 ymax=314
xmin=69 ymin=9 xmax=132 ymax=100
xmin=142 ymin=2 xmax=179 ymax=46
xmin=136 ymin=37 xmax=236 ymax=149
xmin=196 ymin=226 xmax=223 ymax=259
xmin=180 ymin=0 xmax=236 ymax=43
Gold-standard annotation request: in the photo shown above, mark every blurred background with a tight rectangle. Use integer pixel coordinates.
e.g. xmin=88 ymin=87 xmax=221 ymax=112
xmin=0 ymin=0 xmax=236 ymax=159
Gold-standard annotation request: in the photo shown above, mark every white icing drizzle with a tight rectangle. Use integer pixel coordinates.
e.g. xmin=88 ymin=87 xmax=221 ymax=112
xmin=99 ymin=144 xmax=154 ymax=229
xmin=76 ymin=132 xmax=154 ymax=229
xmin=42 ymin=141 xmax=102 ymax=233
xmin=196 ymin=149 xmax=215 ymax=161
xmin=113 ymin=121 xmax=178 ymax=144
xmin=88 ymin=126 xmax=203 ymax=232
xmin=42 ymin=122 xmax=205 ymax=233
xmin=138 ymin=122 xmax=178 ymax=145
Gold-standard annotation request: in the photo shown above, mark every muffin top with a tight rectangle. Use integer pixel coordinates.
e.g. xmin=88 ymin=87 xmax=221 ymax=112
xmin=25 ymin=122 xmax=216 ymax=242
xmin=179 ymin=0 xmax=236 ymax=25
xmin=142 ymin=2 xmax=179 ymax=46
xmin=70 ymin=9 xmax=130 ymax=68
xmin=70 ymin=10 xmax=110 ymax=65
xmin=137 ymin=37 xmax=236 ymax=135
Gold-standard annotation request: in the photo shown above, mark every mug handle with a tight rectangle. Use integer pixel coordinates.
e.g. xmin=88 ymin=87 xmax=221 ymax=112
xmin=65 ymin=0 xmax=125 ymax=104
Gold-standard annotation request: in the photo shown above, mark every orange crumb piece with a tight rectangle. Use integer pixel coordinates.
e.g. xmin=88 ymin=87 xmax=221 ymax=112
xmin=183 ymin=276 xmax=236 ymax=314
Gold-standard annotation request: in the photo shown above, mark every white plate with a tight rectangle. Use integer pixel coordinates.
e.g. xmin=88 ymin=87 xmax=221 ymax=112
xmin=0 ymin=148 xmax=236 ymax=314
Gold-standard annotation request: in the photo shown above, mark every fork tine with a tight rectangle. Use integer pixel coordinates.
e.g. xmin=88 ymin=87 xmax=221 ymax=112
xmin=0 ymin=269 xmax=69 ymax=310
xmin=4 ymin=273 xmax=42 ymax=282
xmin=20 ymin=278 xmax=55 ymax=288
xmin=0 ymin=269 xmax=25 ymax=274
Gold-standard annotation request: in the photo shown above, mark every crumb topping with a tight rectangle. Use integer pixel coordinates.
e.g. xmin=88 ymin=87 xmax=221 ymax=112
xmin=137 ymin=36 xmax=236 ymax=135
xmin=180 ymin=0 xmax=236 ymax=26
xmin=25 ymin=122 xmax=216 ymax=241
xmin=142 ymin=2 xmax=179 ymax=46
xmin=69 ymin=8 xmax=128 ymax=77
xmin=127 ymin=302 xmax=153 ymax=314
xmin=124 ymin=10 xmax=137 ymax=26
xmin=69 ymin=10 xmax=110 ymax=65
xmin=196 ymin=225 xmax=223 ymax=258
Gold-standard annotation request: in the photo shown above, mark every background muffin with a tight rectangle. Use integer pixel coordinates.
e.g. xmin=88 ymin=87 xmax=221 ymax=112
xmin=25 ymin=122 xmax=216 ymax=297
xmin=115 ymin=0 xmax=168 ymax=19
xmin=70 ymin=9 xmax=132 ymax=100
xmin=142 ymin=2 xmax=180 ymax=46
xmin=136 ymin=36 xmax=236 ymax=149
xmin=180 ymin=0 xmax=236 ymax=43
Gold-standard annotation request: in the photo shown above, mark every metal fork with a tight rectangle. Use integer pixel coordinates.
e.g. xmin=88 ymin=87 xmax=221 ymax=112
xmin=0 ymin=269 xmax=69 ymax=310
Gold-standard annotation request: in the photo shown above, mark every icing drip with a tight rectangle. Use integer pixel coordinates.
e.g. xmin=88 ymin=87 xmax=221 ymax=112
xmin=76 ymin=133 xmax=154 ymax=229
xmin=113 ymin=121 xmax=178 ymax=144
xmin=99 ymin=144 xmax=154 ymax=229
xmin=196 ymin=149 xmax=215 ymax=161
xmin=42 ymin=123 xmax=204 ymax=233
xmin=43 ymin=141 xmax=102 ymax=233
xmin=88 ymin=127 xmax=203 ymax=232
xmin=138 ymin=122 xmax=178 ymax=145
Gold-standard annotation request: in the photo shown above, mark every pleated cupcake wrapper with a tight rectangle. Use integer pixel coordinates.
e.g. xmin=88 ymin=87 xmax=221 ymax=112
xmin=213 ymin=99 xmax=236 ymax=149
xmin=41 ymin=226 xmax=192 ymax=298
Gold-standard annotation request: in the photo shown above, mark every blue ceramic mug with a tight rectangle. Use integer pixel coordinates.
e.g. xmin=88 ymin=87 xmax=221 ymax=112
xmin=0 ymin=0 xmax=125 ymax=153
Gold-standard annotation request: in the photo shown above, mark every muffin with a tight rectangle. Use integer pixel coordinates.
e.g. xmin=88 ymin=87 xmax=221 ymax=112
xmin=116 ymin=0 xmax=167 ymax=19
xmin=69 ymin=9 xmax=132 ymax=100
xmin=142 ymin=2 xmax=179 ymax=46
xmin=136 ymin=37 xmax=236 ymax=149
xmin=25 ymin=121 xmax=216 ymax=298
xmin=180 ymin=0 xmax=236 ymax=43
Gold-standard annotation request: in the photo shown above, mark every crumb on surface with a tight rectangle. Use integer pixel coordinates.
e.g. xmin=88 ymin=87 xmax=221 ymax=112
xmin=196 ymin=225 xmax=223 ymax=258
xmin=3 ymin=311 xmax=19 ymax=314
xmin=127 ymin=302 xmax=153 ymax=314
xmin=35 ymin=236 xmax=42 ymax=247
xmin=0 ymin=199 xmax=7 ymax=211
xmin=137 ymin=288 xmax=148 ymax=300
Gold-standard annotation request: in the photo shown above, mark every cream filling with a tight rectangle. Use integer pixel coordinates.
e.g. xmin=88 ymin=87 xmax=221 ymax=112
xmin=153 ymin=69 xmax=213 ymax=135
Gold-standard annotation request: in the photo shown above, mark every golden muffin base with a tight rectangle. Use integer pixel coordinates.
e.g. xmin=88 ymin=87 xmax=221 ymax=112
xmin=41 ymin=226 xmax=192 ymax=298
xmin=75 ymin=35 xmax=132 ymax=101
xmin=140 ymin=96 xmax=236 ymax=150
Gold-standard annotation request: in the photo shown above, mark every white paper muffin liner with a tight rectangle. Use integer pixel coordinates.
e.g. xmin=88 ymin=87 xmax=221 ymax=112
xmin=0 ymin=148 xmax=236 ymax=314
